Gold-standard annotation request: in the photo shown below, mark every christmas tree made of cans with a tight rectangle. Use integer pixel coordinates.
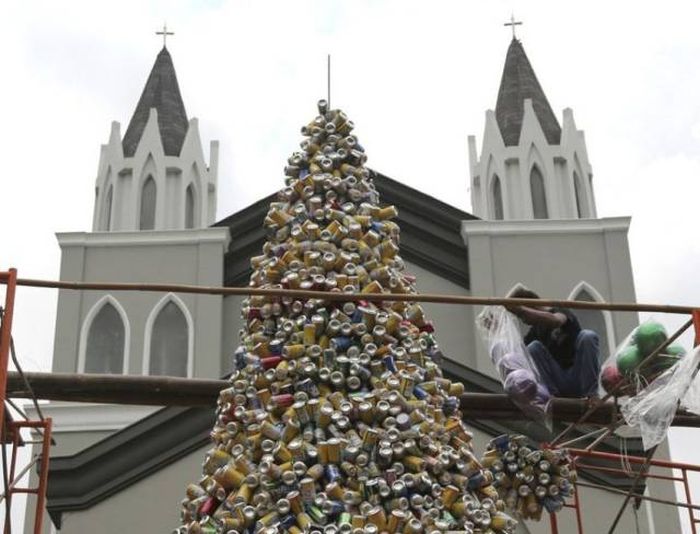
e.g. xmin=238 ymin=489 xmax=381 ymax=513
xmin=178 ymin=101 xmax=518 ymax=534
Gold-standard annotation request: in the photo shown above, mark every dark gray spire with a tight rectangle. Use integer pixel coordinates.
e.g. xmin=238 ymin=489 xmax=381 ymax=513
xmin=122 ymin=47 xmax=188 ymax=157
xmin=495 ymin=38 xmax=561 ymax=146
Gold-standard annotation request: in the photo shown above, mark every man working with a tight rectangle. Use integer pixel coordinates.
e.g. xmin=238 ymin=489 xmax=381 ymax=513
xmin=507 ymin=287 xmax=600 ymax=398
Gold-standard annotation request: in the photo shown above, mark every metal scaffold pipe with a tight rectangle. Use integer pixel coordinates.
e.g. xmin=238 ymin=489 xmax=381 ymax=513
xmin=6 ymin=277 xmax=698 ymax=314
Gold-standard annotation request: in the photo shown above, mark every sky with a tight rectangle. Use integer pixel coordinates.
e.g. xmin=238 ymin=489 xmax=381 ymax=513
xmin=1 ymin=0 xmax=700 ymax=530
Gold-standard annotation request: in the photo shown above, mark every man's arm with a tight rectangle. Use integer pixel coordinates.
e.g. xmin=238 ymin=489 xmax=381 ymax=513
xmin=509 ymin=306 xmax=567 ymax=329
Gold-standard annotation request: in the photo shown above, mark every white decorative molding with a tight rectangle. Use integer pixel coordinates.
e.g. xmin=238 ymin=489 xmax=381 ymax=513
xmin=78 ymin=294 xmax=130 ymax=375
xmin=461 ymin=216 xmax=631 ymax=239
xmin=57 ymin=227 xmax=230 ymax=248
xmin=24 ymin=402 xmax=157 ymax=433
xmin=143 ymin=292 xmax=195 ymax=378
xmin=568 ymin=281 xmax=617 ymax=356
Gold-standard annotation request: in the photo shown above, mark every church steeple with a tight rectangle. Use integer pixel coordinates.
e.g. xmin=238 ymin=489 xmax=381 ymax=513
xmin=91 ymin=45 xmax=219 ymax=232
xmin=121 ymin=47 xmax=189 ymax=157
xmin=468 ymin=36 xmax=597 ymax=221
xmin=495 ymin=38 xmax=561 ymax=146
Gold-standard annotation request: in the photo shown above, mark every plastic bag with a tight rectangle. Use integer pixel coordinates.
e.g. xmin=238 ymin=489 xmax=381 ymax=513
xmin=477 ymin=306 xmax=552 ymax=425
xmin=681 ymin=370 xmax=700 ymax=415
xmin=600 ymin=319 xmax=697 ymax=449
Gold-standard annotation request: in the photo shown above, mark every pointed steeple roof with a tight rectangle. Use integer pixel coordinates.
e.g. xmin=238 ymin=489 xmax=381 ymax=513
xmin=495 ymin=38 xmax=561 ymax=146
xmin=122 ymin=47 xmax=188 ymax=157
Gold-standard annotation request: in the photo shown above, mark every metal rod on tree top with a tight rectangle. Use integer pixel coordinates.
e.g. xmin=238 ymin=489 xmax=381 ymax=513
xmin=327 ymin=53 xmax=331 ymax=109
xmin=5 ymin=277 xmax=698 ymax=315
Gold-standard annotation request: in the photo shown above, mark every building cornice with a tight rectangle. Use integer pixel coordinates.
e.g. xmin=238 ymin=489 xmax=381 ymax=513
xmin=461 ymin=216 xmax=631 ymax=239
xmin=56 ymin=227 xmax=231 ymax=249
xmin=25 ymin=402 xmax=158 ymax=433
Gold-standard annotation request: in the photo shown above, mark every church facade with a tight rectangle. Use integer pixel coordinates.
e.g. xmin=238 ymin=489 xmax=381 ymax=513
xmin=25 ymin=38 xmax=680 ymax=533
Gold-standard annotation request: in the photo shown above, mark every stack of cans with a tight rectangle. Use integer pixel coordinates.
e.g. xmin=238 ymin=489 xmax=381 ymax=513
xmin=176 ymin=101 xmax=516 ymax=534
xmin=481 ymin=435 xmax=576 ymax=521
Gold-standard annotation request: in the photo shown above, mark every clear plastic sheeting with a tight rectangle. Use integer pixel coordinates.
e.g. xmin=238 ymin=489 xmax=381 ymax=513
xmin=621 ymin=344 xmax=700 ymax=450
xmin=681 ymin=364 xmax=700 ymax=415
xmin=477 ymin=306 xmax=552 ymax=426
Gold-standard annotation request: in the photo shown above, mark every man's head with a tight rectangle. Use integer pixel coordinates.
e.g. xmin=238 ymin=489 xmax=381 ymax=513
xmin=509 ymin=287 xmax=540 ymax=300
xmin=508 ymin=287 xmax=549 ymax=311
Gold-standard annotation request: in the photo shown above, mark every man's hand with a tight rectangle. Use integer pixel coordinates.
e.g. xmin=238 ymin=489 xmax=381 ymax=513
xmin=505 ymin=304 xmax=525 ymax=318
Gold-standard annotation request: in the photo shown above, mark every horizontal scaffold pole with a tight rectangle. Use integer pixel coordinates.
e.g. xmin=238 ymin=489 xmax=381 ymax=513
xmin=7 ymin=371 xmax=700 ymax=427
xmin=7 ymin=277 xmax=697 ymax=315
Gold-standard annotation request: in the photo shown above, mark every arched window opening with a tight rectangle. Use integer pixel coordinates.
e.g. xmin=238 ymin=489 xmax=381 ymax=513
xmin=140 ymin=176 xmax=156 ymax=230
xmin=573 ymin=287 xmax=609 ymax=362
xmin=104 ymin=185 xmax=113 ymax=231
xmin=85 ymin=302 xmax=125 ymax=374
xmin=574 ymin=172 xmax=586 ymax=218
xmin=149 ymin=301 xmax=188 ymax=377
xmin=492 ymin=175 xmax=504 ymax=220
xmin=185 ymin=184 xmax=196 ymax=229
xmin=530 ymin=166 xmax=548 ymax=219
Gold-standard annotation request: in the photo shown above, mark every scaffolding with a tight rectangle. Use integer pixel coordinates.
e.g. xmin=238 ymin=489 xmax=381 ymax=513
xmin=1 ymin=268 xmax=700 ymax=532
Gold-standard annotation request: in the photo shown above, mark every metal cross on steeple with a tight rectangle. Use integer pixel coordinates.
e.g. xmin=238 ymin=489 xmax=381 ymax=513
xmin=156 ymin=23 xmax=174 ymax=48
xmin=504 ymin=14 xmax=522 ymax=39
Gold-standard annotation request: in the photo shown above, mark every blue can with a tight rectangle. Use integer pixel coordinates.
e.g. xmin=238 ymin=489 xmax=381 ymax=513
xmin=543 ymin=496 xmax=564 ymax=513
xmin=269 ymin=339 xmax=283 ymax=355
xmin=325 ymin=464 xmax=341 ymax=483
xmin=491 ymin=434 xmax=510 ymax=452
xmin=382 ymin=355 xmax=397 ymax=373
xmin=331 ymin=336 xmax=352 ymax=352
xmin=442 ymin=396 xmax=458 ymax=416
xmin=279 ymin=514 xmax=296 ymax=529
xmin=413 ymin=385 xmax=429 ymax=400
xmin=233 ymin=347 xmax=248 ymax=370
xmin=467 ymin=472 xmax=485 ymax=490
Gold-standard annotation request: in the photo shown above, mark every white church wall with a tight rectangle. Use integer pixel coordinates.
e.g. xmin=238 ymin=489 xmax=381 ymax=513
xmin=404 ymin=261 xmax=477 ymax=370
xmin=53 ymin=228 xmax=229 ymax=378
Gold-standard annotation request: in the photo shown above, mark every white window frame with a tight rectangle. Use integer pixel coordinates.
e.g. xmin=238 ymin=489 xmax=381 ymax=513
xmin=142 ymin=293 xmax=194 ymax=378
xmin=78 ymin=294 xmax=130 ymax=374
xmin=568 ymin=281 xmax=617 ymax=356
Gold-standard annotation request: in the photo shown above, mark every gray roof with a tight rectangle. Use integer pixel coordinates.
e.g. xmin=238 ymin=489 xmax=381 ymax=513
xmin=213 ymin=171 xmax=477 ymax=289
xmin=121 ymin=47 xmax=189 ymax=157
xmin=495 ymin=38 xmax=561 ymax=146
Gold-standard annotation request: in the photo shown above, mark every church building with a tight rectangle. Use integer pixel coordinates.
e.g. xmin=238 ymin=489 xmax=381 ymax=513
xmin=25 ymin=35 xmax=680 ymax=533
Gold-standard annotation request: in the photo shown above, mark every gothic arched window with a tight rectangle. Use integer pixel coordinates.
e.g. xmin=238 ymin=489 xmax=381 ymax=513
xmin=571 ymin=285 xmax=611 ymax=362
xmin=530 ymin=166 xmax=548 ymax=219
xmin=140 ymin=176 xmax=156 ymax=230
xmin=85 ymin=301 xmax=125 ymax=374
xmin=492 ymin=175 xmax=504 ymax=220
xmin=104 ymin=185 xmax=113 ymax=231
xmin=574 ymin=171 xmax=586 ymax=218
xmin=148 ymin=300 xmax=189 ymax=377
xmin=185 ymin=184 xmax=196 ymax=229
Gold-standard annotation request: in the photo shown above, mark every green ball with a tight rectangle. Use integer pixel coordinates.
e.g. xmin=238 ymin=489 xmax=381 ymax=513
xmin=665 ymin=344 xmax=687 ymax=358
xmin=634 ymin=322 xmax=668 ymax=357
xmin=649 ymin=344 xmax=687 ymax=373
xmin=617 ymin=344 xmax=643 ymax=375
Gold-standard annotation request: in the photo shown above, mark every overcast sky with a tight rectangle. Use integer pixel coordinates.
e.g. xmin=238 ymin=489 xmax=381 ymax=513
xmin=2 ymin=0 xmax=700 ymax=530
